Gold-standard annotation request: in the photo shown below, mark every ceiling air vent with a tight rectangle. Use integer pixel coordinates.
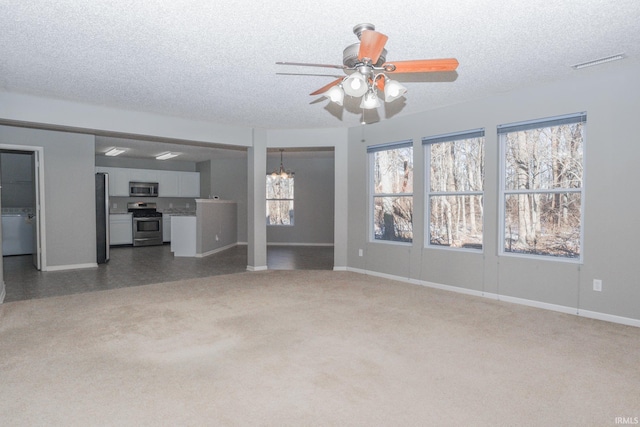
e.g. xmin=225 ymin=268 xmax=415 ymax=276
xmin=571 ymin=53 xmax=626 ymax=70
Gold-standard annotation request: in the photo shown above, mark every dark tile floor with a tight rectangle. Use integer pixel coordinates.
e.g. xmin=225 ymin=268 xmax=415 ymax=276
xmin=2 ymin=244 xmax=334 ymax=302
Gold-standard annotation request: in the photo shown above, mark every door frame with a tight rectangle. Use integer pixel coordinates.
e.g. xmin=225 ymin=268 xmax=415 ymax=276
xmin=0 ymin=144 xmax=47 ymax=278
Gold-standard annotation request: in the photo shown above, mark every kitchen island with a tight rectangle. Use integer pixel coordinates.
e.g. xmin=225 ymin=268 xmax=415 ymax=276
xmin=170 ymin=199 xmax=237 ymax=257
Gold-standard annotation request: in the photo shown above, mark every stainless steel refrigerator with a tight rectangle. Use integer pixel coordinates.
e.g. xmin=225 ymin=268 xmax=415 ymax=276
xmin=95 ymin=172 xmax=110 ymax=264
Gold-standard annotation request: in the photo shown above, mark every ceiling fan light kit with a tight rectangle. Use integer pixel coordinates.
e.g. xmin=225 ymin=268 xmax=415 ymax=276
xmin=360 ymin=89 xmax=382 ymax=109
xmin=384 ymin=78 xmax=408 ymax=102
xmin=343 ymin=73 xmax=369 ymax=97
xmin=325 ymin=85 xmax=345 ymax=106
xmin=277 ymin=23 xmax=459 ymax=119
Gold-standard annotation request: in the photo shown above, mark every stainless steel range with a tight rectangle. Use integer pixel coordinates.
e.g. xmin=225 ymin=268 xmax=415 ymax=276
xmin=128 ymin=202 xmax=163 ymax=247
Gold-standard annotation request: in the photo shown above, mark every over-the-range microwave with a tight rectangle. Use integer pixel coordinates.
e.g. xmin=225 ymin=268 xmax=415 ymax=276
xmin=129 ymin=181 xmax=159 ymax=197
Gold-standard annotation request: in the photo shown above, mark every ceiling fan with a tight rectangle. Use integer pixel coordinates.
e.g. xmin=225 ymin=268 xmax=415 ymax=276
xmin=276 ymin=23 xmax=459 ymax=113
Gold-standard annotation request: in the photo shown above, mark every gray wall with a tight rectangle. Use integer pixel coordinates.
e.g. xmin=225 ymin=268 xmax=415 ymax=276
xmin=0 ymin=125 xmax=96 ymax=269
xmin=196 ymin=160 xmax=212 ymax=200
xmin=196 ymin=201 xmax=238 ymax=254
xmin=347 ymin=59 xmax=640 ymax=322
xmin=266 ymin=150 xmax=334 ymax=245
xmin=1 ymin=58 xmax=637 ymax=322
xmin=208 ymin=153 xmax=248 ymax=243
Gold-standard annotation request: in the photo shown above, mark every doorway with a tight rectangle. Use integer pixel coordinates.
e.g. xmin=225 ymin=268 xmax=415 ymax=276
xmin=0 ymin=145 xmax=45 ymax=302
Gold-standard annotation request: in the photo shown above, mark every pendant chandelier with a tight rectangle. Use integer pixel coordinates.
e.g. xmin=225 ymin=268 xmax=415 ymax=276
xmin=271 ymin=149 xmax=293 ymax=179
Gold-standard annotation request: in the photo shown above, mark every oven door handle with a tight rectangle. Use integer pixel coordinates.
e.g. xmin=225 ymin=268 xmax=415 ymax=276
xmin=133 ymin=217 xmax=162 ymax=221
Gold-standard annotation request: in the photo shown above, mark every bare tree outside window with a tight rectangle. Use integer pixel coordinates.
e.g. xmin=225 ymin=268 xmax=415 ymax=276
xmin=426 ymin=133 xmax=485 ymax=249
xmin=501 ymin=114 xmax=585 ymax=259
xmin=370 ymin=144 xmax=413 ymax=242
xmin=266 ymin=174 xmax=294 ymax=225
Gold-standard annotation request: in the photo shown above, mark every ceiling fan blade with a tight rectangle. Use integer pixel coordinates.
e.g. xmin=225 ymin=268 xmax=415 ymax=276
xmin=358 ymin=30 xmax=388 ymax=64
xmin=309 ymin=78 xmax=344 ymax=96
xmin=277 ymin=72 xmax=345 ymax=78
xmin=384 ymin=58 xmax=459 ymax=73
xmin=276 ymin=61 xmax=347 ymax=70
xmin=376 ymin=78 xmax=385 ymax=92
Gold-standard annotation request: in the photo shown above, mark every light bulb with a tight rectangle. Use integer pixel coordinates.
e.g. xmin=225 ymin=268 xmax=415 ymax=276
xmin=324 ymin=85 xmax=344 ymax=106
xmin=384 ymin=79 xmax=407 ymax=102
xmin=360 ymin=90 xmax=382 ymax=109
xmin=343 ymin=74 xmax=369 ymax=97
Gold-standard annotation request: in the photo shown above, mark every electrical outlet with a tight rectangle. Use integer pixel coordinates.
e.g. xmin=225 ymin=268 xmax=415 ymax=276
xmin=112 ymin=203 xmax=117 ymax=209
xmin=593 ymin=279 xmax=602 ymax=292
xmin=358 ymin=249 xmax=363 ymax=257
xmin=169 ymin=203 xmax=173 ymax=208
xmin=186 ymin=203 xmax=190 ymax=208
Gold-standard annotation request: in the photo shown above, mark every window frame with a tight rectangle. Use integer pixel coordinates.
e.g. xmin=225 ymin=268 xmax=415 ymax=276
xmin=367 ymin=140 xmax=414 ymax=245
xmin=423 ymin=129 xmax=485 ymax=252
xmin=498 ymin=112 xmax=586 ymax=263
xmin=266 ymin=172 xmax=295 ymax=226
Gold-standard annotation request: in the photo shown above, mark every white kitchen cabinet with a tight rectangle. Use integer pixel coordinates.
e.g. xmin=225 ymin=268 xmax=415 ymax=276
xmin=96 ymin=167 xmax=199 ymax=198
xmin=170 ymin=216 xmax=197 ymax=257
xmin=162 ymin=215 xmax=171 ymax=242
xmin=157 ymin=171 xmax=180 ymax=197
xmin=97 ymin=167 xmax=130 ymax=197
xmin=109 ymin=213 xmax=133 ymax=245
xmin=179 ymin=172 xmax=200 ymax=197
xmin=129 ymin=169 xmax=158 ymax=183
xmin=110 ymin=169 xmax=130 ymax=197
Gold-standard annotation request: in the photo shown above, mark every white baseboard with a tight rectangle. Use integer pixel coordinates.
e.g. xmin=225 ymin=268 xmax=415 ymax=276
xmin=333 ymin=266 xmax=348 ymax=271
xmin=577 ymin=309 xmax=640 ymax=328
xmin=196 ymin=243 xmax=237 ymax=258
xmin=247 ymin=265 xmax=268 ymax=272
xmin=496 ymin=293 xmax=578 ymax=315
xmin=346 ymin=267 xmax=640 ymax=328
xmin=44 ymin=263 xmax=98 ymax=272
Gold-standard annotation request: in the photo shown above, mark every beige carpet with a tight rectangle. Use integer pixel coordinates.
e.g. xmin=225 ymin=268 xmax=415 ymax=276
xmin=1 ymin=270 xmax=638 ymax=426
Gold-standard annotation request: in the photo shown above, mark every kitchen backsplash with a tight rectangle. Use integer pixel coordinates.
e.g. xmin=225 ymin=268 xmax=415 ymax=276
xmin=109 ymin=197 xmax=196 ymax=214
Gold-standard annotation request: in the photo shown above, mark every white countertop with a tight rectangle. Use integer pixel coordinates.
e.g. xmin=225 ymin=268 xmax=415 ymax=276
xmin=195 ymin=199 xmax=236 ymax=204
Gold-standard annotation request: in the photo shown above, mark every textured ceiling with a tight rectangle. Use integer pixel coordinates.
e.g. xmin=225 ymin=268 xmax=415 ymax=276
xmin=1 ymin=0 xmax=639 ymax=132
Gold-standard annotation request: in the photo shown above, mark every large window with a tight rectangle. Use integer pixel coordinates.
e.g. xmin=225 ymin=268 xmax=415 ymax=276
xmin=424 ymin=129 xmax=485 ymax=250
xmin=368 ymin=141 xmax=413 ymax=243
xmin=266 ymin=172 xmax=294 ymax=225
xmin=499 ymin=113 xmax=586 ymax=260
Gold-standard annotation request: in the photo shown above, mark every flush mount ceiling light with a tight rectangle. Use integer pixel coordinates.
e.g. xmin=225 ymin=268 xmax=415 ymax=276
xmin=156 ymin=152 xmax=179 ymax=160
xmin=277 ymin=23 xmax=458 ymax=122
xmin=105 ymin=147 xmax=126 ymax=157
xmin=270 ymin=149 xmax=293 ymax=179
xmin=571 ymin=53 xmax=626 ymax=70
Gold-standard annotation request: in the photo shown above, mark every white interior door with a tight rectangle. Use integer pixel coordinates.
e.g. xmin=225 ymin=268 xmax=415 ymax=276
xmin=0 ymin=176 xmax=5 ymax=302
xmin=31 ymin=151 xmax=41 ymax=270
xmin=0 ymin=144 xmax=45 ymax=275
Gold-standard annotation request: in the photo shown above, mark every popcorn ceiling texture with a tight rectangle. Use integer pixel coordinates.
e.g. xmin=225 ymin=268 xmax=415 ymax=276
xmin=1 ymin=0 xmax=639 ymax=129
